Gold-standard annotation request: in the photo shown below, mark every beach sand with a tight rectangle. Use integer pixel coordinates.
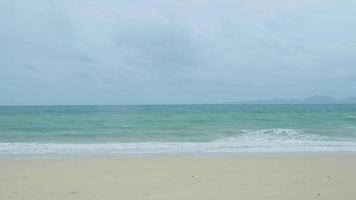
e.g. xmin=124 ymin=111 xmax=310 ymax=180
xmin=1 ymin=154 xmax=356 ymax=200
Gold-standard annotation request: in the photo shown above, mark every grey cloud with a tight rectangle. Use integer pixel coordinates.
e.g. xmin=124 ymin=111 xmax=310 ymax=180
xmin=0 ymin=0 xmax=356 ymax=105
xmin=113 ymin=24 xmax=200 ymax=72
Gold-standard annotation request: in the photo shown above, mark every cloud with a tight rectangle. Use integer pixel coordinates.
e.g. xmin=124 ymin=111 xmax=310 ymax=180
xmin=0 ymin=0 xmax=356 ymax=105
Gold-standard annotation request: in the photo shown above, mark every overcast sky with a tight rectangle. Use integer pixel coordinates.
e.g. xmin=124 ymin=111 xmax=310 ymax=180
xmin=1 ymin=0 xmax=356 ymax=105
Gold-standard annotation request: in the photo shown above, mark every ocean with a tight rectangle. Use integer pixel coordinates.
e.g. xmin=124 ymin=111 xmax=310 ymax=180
xmin=1 ymin=104 xmax=356 ymax=156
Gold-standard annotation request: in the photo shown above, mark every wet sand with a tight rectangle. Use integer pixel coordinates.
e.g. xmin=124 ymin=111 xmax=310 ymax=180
xmin=1 ymin=154 xmax=356 ymax=200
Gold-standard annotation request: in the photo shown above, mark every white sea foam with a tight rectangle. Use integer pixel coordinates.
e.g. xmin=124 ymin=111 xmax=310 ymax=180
xmin=1 ymin=129 xmax=356 ymax=156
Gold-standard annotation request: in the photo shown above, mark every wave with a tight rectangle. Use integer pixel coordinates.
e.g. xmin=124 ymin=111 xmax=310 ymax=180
xmin=345 ymin=115 xmax=356 ymax=120
xmin=1 ymin=129 xmax=356 ymax=156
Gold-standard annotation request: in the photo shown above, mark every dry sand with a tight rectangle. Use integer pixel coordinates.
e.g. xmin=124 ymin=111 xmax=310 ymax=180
xmin=1 ymin=154 xmax=356 ymax=200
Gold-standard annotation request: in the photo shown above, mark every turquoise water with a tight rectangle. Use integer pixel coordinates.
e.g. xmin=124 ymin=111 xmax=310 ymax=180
xmin=0 ymin=104 xmax=356 ymax=155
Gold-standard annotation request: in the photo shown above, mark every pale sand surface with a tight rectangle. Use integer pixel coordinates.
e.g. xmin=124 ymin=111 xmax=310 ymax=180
xmin=1 ymin=154 xmax=356 ymax=200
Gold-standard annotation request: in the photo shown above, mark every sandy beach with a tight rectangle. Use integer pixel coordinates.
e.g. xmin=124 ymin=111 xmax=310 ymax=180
xmin=1 ymin=154 xmax=356 ymax=200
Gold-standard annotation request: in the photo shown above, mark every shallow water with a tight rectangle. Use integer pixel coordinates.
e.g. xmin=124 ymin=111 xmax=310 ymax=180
xmin=1 ymin=104 xmax=356 ymax=155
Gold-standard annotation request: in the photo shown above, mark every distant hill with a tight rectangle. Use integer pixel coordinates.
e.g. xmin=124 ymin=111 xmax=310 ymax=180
xmin=225 ymin=95 xmax=356 ymax=104
xmin=340 ymin=97 xmax=356 ymax=104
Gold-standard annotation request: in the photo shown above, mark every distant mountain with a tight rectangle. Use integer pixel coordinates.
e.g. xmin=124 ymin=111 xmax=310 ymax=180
xmin=302 ymin=95 xmax=337 ymax=104
xmin=225 ymin=95 xmax=356 ymax=104
xmin=340 ymin=97 xmax=356 ymax=104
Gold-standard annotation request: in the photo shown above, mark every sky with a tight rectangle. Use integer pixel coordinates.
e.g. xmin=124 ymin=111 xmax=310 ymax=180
xmin=1 ymin=0 xmax=356 ymax=105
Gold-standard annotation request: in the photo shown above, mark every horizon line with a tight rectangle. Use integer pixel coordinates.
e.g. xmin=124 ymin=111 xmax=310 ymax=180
xmin=1 ymin=103 xmax=356 ymax=107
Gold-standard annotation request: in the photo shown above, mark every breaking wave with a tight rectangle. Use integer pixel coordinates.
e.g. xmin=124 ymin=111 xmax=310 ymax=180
xmin=1 ymin=129 xmax=356 ymax=156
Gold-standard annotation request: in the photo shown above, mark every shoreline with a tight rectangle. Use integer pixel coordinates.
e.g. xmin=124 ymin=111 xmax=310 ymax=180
xmin=2 ymin=151 xmax=356 ymax=160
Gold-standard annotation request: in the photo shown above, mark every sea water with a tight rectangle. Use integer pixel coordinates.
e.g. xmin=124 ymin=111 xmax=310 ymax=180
xmin=1 ymin=104 xmax=356 ymax=155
